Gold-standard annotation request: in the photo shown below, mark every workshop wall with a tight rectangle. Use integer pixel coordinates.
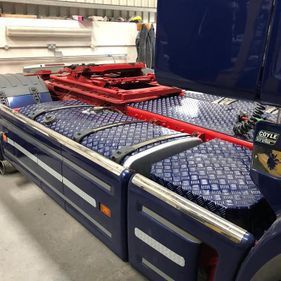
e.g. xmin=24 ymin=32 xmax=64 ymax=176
xmin=0 ymin=17 xmax=138 ymax=73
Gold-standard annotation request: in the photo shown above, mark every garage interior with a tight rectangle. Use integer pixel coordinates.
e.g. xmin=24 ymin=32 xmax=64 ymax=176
xmin=0 ymin=1 xmax=281 ymax=281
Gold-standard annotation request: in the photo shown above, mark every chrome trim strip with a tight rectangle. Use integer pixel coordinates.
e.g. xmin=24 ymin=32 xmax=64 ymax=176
xmin=135 ymin=228 xmax=185 ymax=267
xmin=132 ymin=174 xmax=249 ymax=243
xmin=0 ymin=105 xmax=124 ymax=176
xmin=5 ymin=150 xmax=111 ymax=238
xmin=142 ymin=258 xmax=174 ymax=281
xmin=112 ymin=133 xmax=188 ymax=164
xmin=8 ymin=138 xmax=97 ymax=208
xmin=123 ymin=137 xmax=201 ymax=170
xmin=142 ymin=206 xmax=201 ymax=244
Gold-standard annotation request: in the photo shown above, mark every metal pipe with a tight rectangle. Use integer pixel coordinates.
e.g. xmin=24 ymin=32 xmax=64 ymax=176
xmin=0 ymin=54 xmax=127 ymax=63
xmin=0 ymin=45 xmax=91 ymax=49
xmin=6 ymin=26 xmax=91 ymax=38
xmin=0 ymin=160 xmax=17 ymax=175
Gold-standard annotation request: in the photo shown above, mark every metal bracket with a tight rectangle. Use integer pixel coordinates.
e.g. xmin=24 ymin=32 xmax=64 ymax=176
xmin=111 ymin=133 xmax=189 ymax=164
xmin=42 ymin=114 xmax=57 ymax=125
xmin=123 ymin=136 xmax=202 ymax=176
xmin=0 ymin=91 xmax=9 ymax=106
xmin=30 ymin=105 xmax=96 ymax=120
xmin=213 ymin=97 xmax=237 ymax=105
xmin=29 ymin=87 xmax=41 ymax=104
xmin=73 ymin=121 xmax=145 ymax=143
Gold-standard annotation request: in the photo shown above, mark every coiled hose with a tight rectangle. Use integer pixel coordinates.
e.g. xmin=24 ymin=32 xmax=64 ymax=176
xmin=233 ymin=103 xmax=266 ymax=136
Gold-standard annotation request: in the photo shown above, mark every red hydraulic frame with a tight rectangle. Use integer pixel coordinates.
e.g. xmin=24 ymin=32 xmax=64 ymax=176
xmin=45 ymin=63 xmax=183 ymax=105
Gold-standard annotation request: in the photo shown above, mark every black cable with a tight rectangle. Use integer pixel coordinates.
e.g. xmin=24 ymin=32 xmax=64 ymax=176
xmin=233 ymin=103 xmax=266 ymax=136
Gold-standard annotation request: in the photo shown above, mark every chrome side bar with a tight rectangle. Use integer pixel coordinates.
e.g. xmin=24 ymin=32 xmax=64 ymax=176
xmin=131 ymin=174 xmax=250 ymax=243
xmin=124 ymin=136 xmax=202 ymax=176
xmin=0 ymin=105 xmax=125 ymax=176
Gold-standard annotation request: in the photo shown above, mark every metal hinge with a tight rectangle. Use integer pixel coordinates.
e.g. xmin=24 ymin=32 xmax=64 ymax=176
xmin=29 ymin=87 xmax=41 ymax=104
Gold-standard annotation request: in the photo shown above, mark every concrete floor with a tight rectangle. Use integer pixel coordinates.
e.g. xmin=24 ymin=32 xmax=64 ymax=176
xmin=0 ymin=172 xmax=146 ymax=281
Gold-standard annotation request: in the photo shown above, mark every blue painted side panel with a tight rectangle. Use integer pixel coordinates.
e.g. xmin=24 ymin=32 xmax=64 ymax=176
xmin=62 ymin=147 xmax=131 ymax=260
xmin=1 ymin=113 xmax=65 ymax=207
xmin=156 ymin=0 xmax=273 ymax=100
xmin=0 ymin=109 xmax=131 ymax=260
xmin=128 ymin=179 xmax=255 ymax=281
xmin=128 ymin=188 xmax=200 ymax=280
xmin=236 ymin=217 xmax=281 ymax=281
xmin=261 ymin=1 xmax=281 ymax=106
xmin=8 ymin=92 xmax=52 ymax=109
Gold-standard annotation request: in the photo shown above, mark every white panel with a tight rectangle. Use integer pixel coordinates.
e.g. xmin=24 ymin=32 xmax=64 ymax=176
xmin=149 ymin=12 xmax=156 ymax=23
xmin=119 ymin=0 xmax=127 ymax=5
xmin=127 ymin=0 xmax=135 ymax=6
xmin=143 ymin=11 xmax=149 ymax=22
xmin=0 ymin=17 xmax=137 ymax=73
xmin=0 ymin=18 xmax=92 ymax=48
xmin=134 ymin=0 xmax=142 ymax=7
xmin=92 ymin=21 xmax=137 ymax=47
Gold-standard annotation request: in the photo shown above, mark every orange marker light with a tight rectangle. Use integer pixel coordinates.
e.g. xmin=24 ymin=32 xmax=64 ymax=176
xmin=99 ymin=203 xmax=112 ymax=218
xmin=2 ymin=133 xmax=7 ymax=143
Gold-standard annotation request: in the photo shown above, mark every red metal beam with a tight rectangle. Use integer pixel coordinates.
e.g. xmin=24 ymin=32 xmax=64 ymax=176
xmin=125 ymin=106 xmax=253 ymax=149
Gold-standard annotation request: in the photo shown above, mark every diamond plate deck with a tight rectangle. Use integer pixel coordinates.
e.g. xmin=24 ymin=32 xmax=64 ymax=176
xmin=130 ymin=94 xmax=277 ymax=141
xmin=150 ymin=139 xmax=271 ymax=231
xmin=185 ymin=91 xmax=221 ymax=102
xmin=19 ymin=100 xmax=181 ymax=161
